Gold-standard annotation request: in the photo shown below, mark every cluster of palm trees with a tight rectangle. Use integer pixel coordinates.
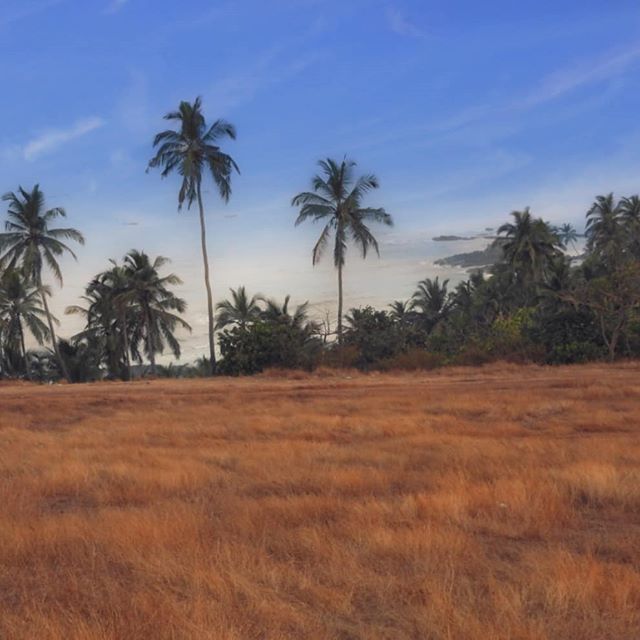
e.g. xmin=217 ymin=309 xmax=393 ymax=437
xmin=0 ymin=185 xmax=84 ymax=381
xmin=1 ymin=93 xmax=638 ymax=381
xmin=349 ymin=197 xmax=639 ymax=365
xmin=0 ymin=97 xmax=394 ymax=381
xmin=215 ymin=286 xmax=317 ymax=334
xmin=66 ymin=251 xmax=189 ymax=380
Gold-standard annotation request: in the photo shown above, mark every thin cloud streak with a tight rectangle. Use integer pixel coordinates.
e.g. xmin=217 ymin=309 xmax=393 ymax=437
xmin=23 ymin=117 xmax=106 ymax=161
xmin=386 ymin=6 xmax=424 ymax=38
xmin=105 ymin=0 xmax=130 ymax=14
xmin=0 ymin=0 xmax=66 ymax=28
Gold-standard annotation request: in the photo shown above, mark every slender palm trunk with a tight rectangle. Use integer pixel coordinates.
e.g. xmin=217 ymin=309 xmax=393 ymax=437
xmin=144 ymin=306 xmax=157 ymax=376
xmin=337 ymin=262 xmax=343 ymax=344
xmin=18 ymin=318 xmax=31 ymax=381
xmin=196 ymin=183 xmax=216 ymax=374
xmin=38 ymin=275 xmax=70 ymax=382
xmin=119 ymin=311 xmax=131 ymax=381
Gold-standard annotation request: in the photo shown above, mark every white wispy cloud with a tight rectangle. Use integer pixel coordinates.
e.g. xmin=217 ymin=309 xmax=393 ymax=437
xmin=0 ymin=0 xmax=66 ymax=29
xmin=105 ymin=0 xmax=129 ymax=15
xmin=23 ymin=117 xmax=106 ymax=161
xmin=386 ymin=6 xmax=424 ymax=38
xmin=518 ymin=44 xmax=640 ymax=108
xmin=207 ymin=48 xmax=324 ymax=113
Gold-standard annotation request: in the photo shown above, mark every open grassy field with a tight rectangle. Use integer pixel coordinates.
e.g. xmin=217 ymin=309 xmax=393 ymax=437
xmin=0 ymin=363 xmax=639 ymax=639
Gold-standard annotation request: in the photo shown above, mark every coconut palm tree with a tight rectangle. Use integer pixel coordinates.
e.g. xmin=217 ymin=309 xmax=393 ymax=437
xmin=120 ymin=250 xmax=191 ymax=376
xmin=495 ymin=208 xmax=561 ymax=284
xmin=66 ymin=264 xmax=134 ymax=380
xmin=585 ymin=194 xmax=624 ymax=262
xmin=556 ymin=223 xmax=579 ymax=253
xmin=260 ymin=295 xmax=318 ymax=333
xmin=0 ymin=185 xmax=84 ymax=382
xmin=0 ymin=269 xmax=49 ymax=378
xmin=620 ymin=195 xmax=640 ymax=258
xmin=388 ymin=299 xmax=412 ymax=323
xmin=411 ymin=276 xmax=452 ymax=333
xmin=148 ymin=97 xmax=239 ymax=374
xmin=215 ymin=286 xmax=262 ymax=330
xmin=292 ymin=158 xmax=393 ymax=342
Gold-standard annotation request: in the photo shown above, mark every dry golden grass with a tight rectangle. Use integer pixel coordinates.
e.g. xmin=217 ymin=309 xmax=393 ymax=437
xmin=1 ymin=362 xmax=640 ymax=639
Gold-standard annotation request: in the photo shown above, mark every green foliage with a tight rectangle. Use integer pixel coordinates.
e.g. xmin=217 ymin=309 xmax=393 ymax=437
xmin=219 ymin=321 xmax=321 ymax=375
xmin=343 ymin=306 xmax=406 ymax=369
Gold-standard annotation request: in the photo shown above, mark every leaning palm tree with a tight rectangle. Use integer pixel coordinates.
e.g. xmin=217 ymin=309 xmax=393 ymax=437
xmin=215 ymin=286 xmax=262 ymax=330
xmin=0 ymin=269 xmax=50 ymax=378
xmin=292 ymin=158 xmax=393 ymax=342
xmin=148 ymin=97 xmax=239 ymax=374
xmin=120 ymin=250 xmax=191 ymax=376
xmin=0 ymin=185 xmax=84 ymax=382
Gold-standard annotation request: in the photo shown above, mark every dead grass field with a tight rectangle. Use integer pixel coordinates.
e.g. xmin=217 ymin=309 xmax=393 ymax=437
xmin=1 ymin=363 xmax=639 ymax=639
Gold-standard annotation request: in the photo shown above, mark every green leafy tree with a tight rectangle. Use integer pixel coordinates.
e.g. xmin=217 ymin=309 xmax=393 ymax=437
xmin=292 ymin=158 xmax=393 ymax=343
xmin=148 ymin=97 xmax=239 ymax=374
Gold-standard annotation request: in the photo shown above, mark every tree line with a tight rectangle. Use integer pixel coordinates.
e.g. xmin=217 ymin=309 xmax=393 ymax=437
xmin=0 ymin=97 xmax=639 ymax=382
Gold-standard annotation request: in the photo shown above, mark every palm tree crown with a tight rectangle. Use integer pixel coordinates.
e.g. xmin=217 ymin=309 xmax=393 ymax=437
xmin=215 ymin=286 xmax=262 ymax=330
xmin=495 ymin=208 xmax=561 ymax=284
xmin=585 ymin=194 xmax=624 ymax=261
xmin=148 ymin=97 xmax=239 ymax=208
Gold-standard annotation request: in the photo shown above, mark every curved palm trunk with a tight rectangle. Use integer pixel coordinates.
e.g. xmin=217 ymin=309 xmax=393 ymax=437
xmin=337 ymin=263 xmax=344 ymax=344
xmin=196 ymin=183 xmax=216 ymax=375
xmin=38 ymin=275 xmax=70 ymax=382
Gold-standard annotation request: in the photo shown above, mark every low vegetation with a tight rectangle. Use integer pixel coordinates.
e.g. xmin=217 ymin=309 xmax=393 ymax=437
xmin=0 ymin=363 xmax=638 ymax=638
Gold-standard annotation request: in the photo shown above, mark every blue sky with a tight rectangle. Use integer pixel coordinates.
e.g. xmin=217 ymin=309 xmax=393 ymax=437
xmin=1 ymin=0 xmax=640 ymax=359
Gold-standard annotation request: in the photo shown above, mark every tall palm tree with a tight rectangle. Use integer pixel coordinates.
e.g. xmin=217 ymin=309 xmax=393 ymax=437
xmin=148 ymin=97 xmax=239 ymax=374
xmin=292 ymin=158 xmax=393 ymax=342
xmin=0 ymin=185 xmax=84 ymax=382
xmin=120 ymin=250 xmax=191 ymax=376
xmin=0 ymin=269 xmax=49 ymax=378
xmin=215 ymin=286 xmax=262 ymax=330
xmin=495 ymin=208 xmax=561 ymax=284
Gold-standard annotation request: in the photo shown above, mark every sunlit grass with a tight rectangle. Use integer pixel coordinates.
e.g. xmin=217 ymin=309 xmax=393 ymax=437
xmin=1 ymin=362 xmax=639 ymax=639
